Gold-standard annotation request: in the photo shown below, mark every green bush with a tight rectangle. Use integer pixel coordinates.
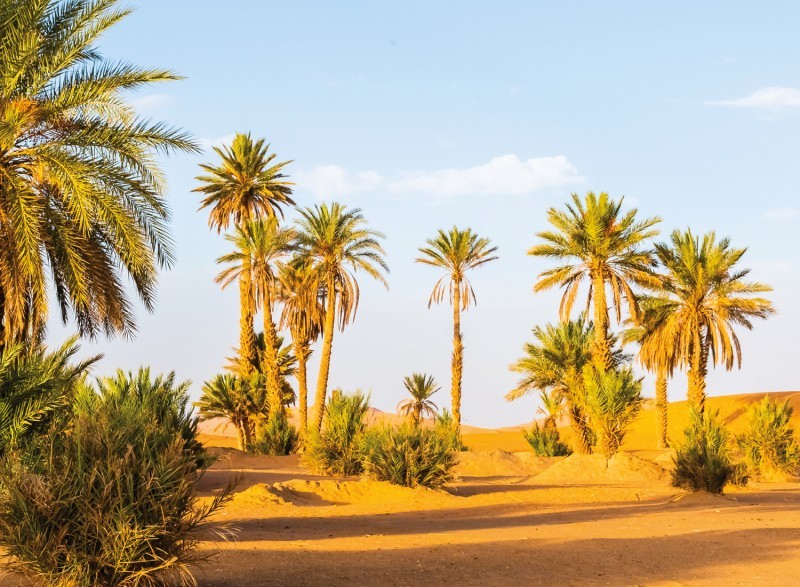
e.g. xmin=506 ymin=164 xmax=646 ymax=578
xmin=0 ymin=370 xmax=229 ymax=586
xmin=364 ymin=423 xmax=456 ymax=489
xmin=738 ymin=397 xmax=800 ymax=477
xmin=251 ymin=410 xmax=299 ymax=456
xmin=582 ymin=366 xmax=643 ymax=457
xmin=672 ymin=408 xmax=745 ymax=493
xmin=434 ymin=408 xmax=466 ymax=452
xmin=303 ymin=390 xmax=369 ymax=476
xmin=523 ymin=423 xmax=571 ymax=456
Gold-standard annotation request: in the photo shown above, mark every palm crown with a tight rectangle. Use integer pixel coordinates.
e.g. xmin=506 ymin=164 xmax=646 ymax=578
xmin=0 ymin=0 xmax=198 ymax=345
xmin=397 ymin=373 xmax=440 ymax=424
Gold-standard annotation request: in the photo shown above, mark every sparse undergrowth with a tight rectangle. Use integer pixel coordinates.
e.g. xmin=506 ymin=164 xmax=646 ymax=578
xmin=523 ymin=423 xmax=571 ymax=457
xmin=739 ymin=396 xmax=800 ymax=478
xmin=304 ymin=390 xmax=370 ymax=476
xmin=251 ymin=410 xmax=299 ymax=456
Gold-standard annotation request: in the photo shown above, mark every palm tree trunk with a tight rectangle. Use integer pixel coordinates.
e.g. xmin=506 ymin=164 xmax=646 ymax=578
xmin=452 ymin=280 xmax=464 ymax=427
xmin=239 ymin=265 xmax=257 ymax=377
xmin=687 ymin=330 xmax=708 ymax=415
xmin=234 ymin=418 xmax=246 ymax=451
xmin=261 ymin=285 xmax=283 ymax=416
xmin=312 ymin=274 xmax=337 ymax=431
xmin=655 ymin=370 xmax=668 ymax=449
xmin=294 ymin=338 xmax=310 ymax=437
xmin=567 ymin=400 xmax=592 ymax=454
xmin=591 ymin=271 xmax=612 ymax=373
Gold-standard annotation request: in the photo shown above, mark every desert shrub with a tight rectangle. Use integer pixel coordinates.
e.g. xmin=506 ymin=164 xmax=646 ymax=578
xmin=251 ymin=410 xmax=299 ymax=456
xmin=672 ymin=408 xmax=745 ymax=493
xmin=0 ymin=337 xmax=96 ymax=454
xmin=739 ymin=397 xmax=800 ymax=477
xmin=0 ymin=373 xmax=229 ymax=586
xmin=582 ymin=366 xmax=643 ymax=457
xmin=303 ymin=390 xmax=369 ymax=476
xmin=363 ymin=423 xmax=456 ymax=489
xmin=434 ymin=408 xmax=466 ymax=451
xmin=523 ymin=423 xmax=571 ymax=456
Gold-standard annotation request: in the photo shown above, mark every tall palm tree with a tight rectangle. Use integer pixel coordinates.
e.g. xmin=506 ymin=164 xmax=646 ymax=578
xmin=278 ymin=261 xmax=324 ymax=436
xmin=507 ymin=319 xmax=600 ymax=454
xmin=397 ymin=373 xmax=440 ymax=426
xmin=216 ymin=218 xmax=294 ymax=413
xmin=622 ymin=296 xmax=678 ymax=448
xmin=529 ymin=192 xmax=661 ymax=372
xmin=416 ymin=227 xmax=498 ymax=426
xmin=650 ymin=230 xmax=774 ymax=415
xmin=194 ymin=133 xmax=294 ymax=377
xmin=0 ymin=0 xmax=198 ymax=349
xmin=294 ymin=203 xmax=388 ymax=431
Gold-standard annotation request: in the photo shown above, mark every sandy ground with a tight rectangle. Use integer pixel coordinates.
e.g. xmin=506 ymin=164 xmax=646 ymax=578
xmin=183 ymin=448 xmax=800 ymax=587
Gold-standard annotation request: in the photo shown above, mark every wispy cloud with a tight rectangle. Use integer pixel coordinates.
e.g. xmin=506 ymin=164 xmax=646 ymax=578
xmin=764 ymin=207 xmax=800 ymax=221
xmin=129 ymin=93 xmax=173 ymax=114
xmin=296 ymin=155 xmax=583 ymax=199
xmin=198 ymin=134 xmax=236 ymax=151
xmin=707 ymin=87 xmax=800 ymax=110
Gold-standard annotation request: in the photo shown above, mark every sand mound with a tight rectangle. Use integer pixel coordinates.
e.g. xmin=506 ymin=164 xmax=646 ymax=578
xmin=533 ymin=452 xmax=668 ymax=485
xmin=233 ymin=479 xmax=452 ymax=508
xmin=455 ymin=450 xmax=555 ymax=477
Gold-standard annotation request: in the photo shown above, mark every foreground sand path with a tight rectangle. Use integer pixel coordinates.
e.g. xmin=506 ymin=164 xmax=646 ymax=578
xmin=192 ymin=454 xmax=800 ymax=587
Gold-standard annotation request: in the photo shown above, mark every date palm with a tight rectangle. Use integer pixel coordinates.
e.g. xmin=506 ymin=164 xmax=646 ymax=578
xmin=507 ymin=320 xmax=598 ymax=454
xmin=294 ymin=203 xmax=388 ymax=431
xmin=0 ymin=0 xmax=197 ymax=348
xmin=196 ymin=373 xmax=260 ymax=451
xmin=652 ymin=230 xmax=774 ymax=415
xmin=416 ymin=227 xmax=498 ymax=426
xmin=397 ymin=373 xmax=440 ymax=426
xmin=194 ymin=133 xmax=294 ymax=377
xmin=278 ymin=261 xmax=324 ymax=436
xmin=529 ymin=192 xmax=660 ymax=372
xmin=216 ymin=218 xmax=294 ymax=413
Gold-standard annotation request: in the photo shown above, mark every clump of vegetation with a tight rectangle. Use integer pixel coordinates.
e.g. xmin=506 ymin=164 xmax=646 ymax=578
xmin=0 ymin=369 xmax=228 ymax=586
xmin=739 ymin=397 xmax=800 ymax=478
xmin=0 ymin=338 xmax=96 ymax=455
xmin=251 ymin=410 xmax=299 ymax=456
xmin=364 ymin=423 xmax=456 ymax=489
xmin=304 ymin=390 xmax=370 ymax=476
xmin=434 ymin=408 xmax=465 ymax=452
xmin=672 ymin=408 xmax=745 ymax=493
xmin=582 ymin=366 xmax=643 ymax=457
xmin=523 ymin=424 xmax=571 ymax=457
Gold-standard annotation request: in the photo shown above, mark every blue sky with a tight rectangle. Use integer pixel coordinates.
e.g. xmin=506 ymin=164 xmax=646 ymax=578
xmin=49 ymin=1 xmax=800 ymax=427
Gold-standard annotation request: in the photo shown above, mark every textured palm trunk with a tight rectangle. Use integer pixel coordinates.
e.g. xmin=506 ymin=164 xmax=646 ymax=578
xmin=294 ymin=336 xmax=310 ymax=437
xmin=687 ymin=330 xmax=708 ymax=415
xmin=567 ymin=400 xmax=592 ymax=454
xmin=238 ymin=265 xmax=257 ymax=377
xmin=591 ymin=271 xmax=612 ymax=373
xmin=234 ymin=419 xmax=246 ymax=451
xmin=261 ymin=284 xmax=283 ymax=416
xmin=452 ymin=281 xmax=464 ymax=427
xmin=655 ymin=370 xmax=669 ymax=448
xmin=312 ymin=274 xmax=337 ymax=431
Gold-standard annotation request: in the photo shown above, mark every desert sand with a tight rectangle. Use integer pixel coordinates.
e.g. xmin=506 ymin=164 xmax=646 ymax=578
xmin=3 ymin=393 xmax=800 ymax=586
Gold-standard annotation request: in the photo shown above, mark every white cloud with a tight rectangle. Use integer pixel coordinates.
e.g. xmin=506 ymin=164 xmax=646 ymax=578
xmin=708 ymin=87 xmax=800 ymax=110
xmin=296 ymin=154 xmax=582 ymax=199
xmin=198 ymin=134 xmax=236 ymax=151
xmin=129 ymin=93 xmax=173 ymax=113
xmin=764 ymin=207 xmax=800 ymax=221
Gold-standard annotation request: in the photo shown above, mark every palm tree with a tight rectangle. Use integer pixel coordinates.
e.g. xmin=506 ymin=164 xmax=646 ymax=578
xmin=196 ymin=373 xmax=261 ymax=451
xmin=651 ymin=230 xmax=774 ymax=415
xmin=294 ymin=203 xmax=388 ymax=432
xmin=507 ymin=320 xmax=599 ymax=454
xmin=194 ymin=133 xmax=295 ymax=377
xmin=397 ymin=373 xmax=440 ymax=426
xmin=416 ymin=227 xmax=498 ymax=426
xmin=0 ymin=0 xmax=198 ymax=349
xmin=0 ymin=337 xmax=97 ymax=453
xmin=529 ymin=192 xmax=661 ymax=372
xmin=622 ymin=297 xmax=678 ymax=448
xmin=216 ymin=218 xmax=294 ymax=412
xmin=278 ymin=261 xmax=324 ymax=436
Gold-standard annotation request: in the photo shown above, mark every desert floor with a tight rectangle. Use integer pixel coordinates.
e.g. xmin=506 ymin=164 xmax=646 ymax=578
xmin=188 ymin=447 xmax=800 ymax=587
